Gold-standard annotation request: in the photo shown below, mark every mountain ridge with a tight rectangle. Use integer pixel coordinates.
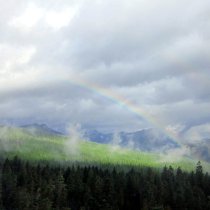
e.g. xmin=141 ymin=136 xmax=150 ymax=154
xmin=20 ymin=123 xmax=63 ymax=136
xmin=84 ymin=128 xmax=179 ymax=152
xmin=1 ymin=124 xmax=210 ymax=166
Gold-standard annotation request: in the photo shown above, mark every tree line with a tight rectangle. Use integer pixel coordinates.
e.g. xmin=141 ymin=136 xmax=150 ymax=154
xmin=0 ymin=157 xmax=210 ymax=210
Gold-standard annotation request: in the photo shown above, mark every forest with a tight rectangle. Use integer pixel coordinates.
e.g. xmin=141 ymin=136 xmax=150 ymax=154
xmin=0 ymin=157 xmax=210 ymax=210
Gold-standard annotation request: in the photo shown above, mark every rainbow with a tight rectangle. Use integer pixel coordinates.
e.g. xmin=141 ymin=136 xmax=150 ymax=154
xmin=64 ymin=75 xmax=181 ymax=145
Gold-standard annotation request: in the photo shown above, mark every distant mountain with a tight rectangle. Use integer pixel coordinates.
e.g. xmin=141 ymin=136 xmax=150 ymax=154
xmin=84 ymin=130 xmax=112 ymax=144
xmin=13 ymin=124 xmax=180 ymax=152
xmin=1 ymin=124 xmax=209 ymax=169
xmin=20 ymin=123 xmax=63 ymax=136
xmin=1 ymin=123 xmax=178 ymax=152
xmin=84 ymin=128 xmax=179 ymax=152
xmin=0 ymin=125 xmax=199 ymax=171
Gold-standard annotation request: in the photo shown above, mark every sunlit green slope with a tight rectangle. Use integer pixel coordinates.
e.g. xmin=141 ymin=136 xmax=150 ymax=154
xmin=0 ymin=126 xmax=207 ymax=171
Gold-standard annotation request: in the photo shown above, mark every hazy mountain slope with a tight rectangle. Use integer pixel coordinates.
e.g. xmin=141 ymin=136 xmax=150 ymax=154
xmin=187 ymin=139 xmax=210 ymax=162
xmin=84 ymin=128 xmax=179 ymax=152
xmin=20 ymin=123 xmax=63 ymax=136
xmin=0 ymin=126 xmax=204 ymax=171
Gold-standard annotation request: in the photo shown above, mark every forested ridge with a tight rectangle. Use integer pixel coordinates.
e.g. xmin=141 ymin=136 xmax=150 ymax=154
xmin=0 ymin=157 xmax=210 ymax=210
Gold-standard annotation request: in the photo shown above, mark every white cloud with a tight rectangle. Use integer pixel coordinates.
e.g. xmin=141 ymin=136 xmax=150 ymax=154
xmin=45 ymin=6 xmax=78 ymax=30
xmin=160 ymin=146 xmax=191 ymax=162
xmin=165 ymin=124 xmax=185 ymax=139
xmin=17 ymin=46 xmax=36 ymax=64
xmin=0 ymin=44 xmax=36 ymax=79
xmin=9 ymin=3 xmax=44 ymax=30
xmin=183 ymin=124 xmax=210 ymax=143
xmin=0 ymin=44 xmax=32 ymax=67
xmin=9 ymin=2 xmax=78 ymax=31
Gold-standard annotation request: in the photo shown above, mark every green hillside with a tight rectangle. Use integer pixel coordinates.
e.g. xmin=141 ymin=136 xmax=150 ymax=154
xmin=0 ymin=126 xmax=208 ymax=171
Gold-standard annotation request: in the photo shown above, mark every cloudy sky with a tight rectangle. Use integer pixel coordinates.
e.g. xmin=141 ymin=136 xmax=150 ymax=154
xmin=0 ymin=0 xmax=210 ymax=141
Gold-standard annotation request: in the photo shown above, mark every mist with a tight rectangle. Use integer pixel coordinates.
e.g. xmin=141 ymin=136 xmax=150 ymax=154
xmin=0 ymin=125 xmax=23 ymax=152
xmin=160 ymin=146 xmax=191 ymax=163
xmin=109 ymin=132 xmax=122 ymax=152
xmin=64 ymin=123 xmax=85 ymax=158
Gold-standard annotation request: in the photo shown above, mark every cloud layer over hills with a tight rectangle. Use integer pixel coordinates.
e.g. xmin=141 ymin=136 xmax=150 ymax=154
xmin=0 ymin=0 xmax=210 ymax=143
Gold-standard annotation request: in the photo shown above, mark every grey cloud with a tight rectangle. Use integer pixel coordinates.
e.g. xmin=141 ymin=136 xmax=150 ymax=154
xmin=0 ymin=82 xmax=146 ymax=132
xmin=63 ymin=0 xmax=209 ymax=69
xmin=153 ymin=101 xmax=210 ymax=129
xmin=0 ymin=0 xmax=210 ymax=141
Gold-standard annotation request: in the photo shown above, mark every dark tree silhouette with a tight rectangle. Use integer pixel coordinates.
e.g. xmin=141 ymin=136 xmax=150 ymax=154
xmin=0 ymin=157 xmax=210 ymax=210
